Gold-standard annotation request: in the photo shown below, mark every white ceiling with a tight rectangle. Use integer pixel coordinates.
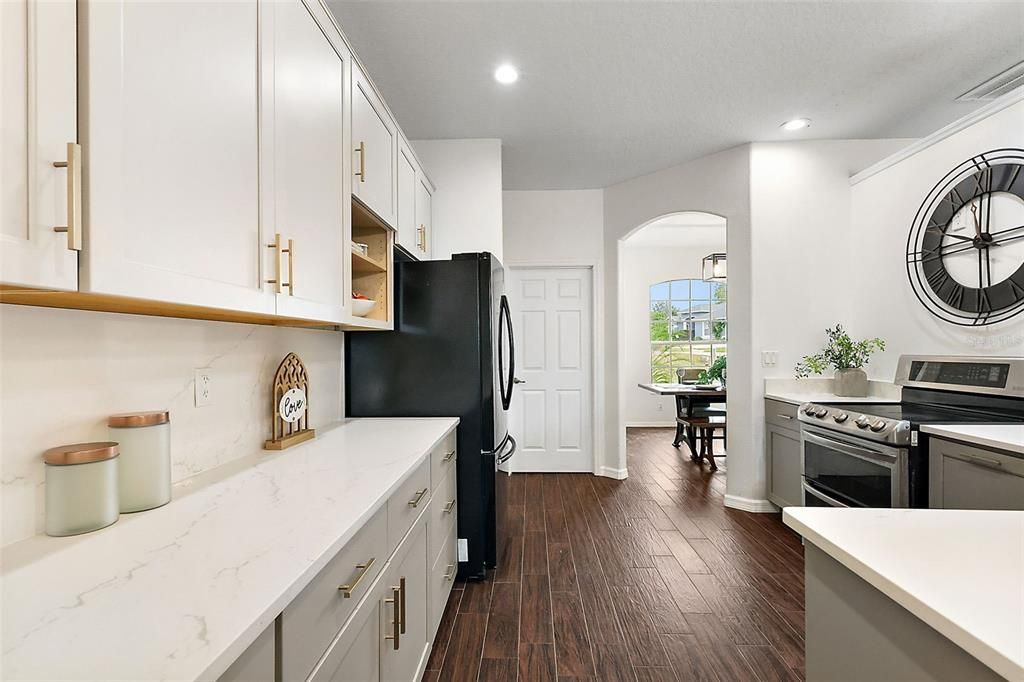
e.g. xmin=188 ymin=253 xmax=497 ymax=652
xmin=624 ymin=213 xmax=726 ymax=247
xmin=327 ymin=1 xmax=1024 ymax=191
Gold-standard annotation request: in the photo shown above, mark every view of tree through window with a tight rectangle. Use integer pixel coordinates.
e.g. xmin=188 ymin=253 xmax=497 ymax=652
xmin=650 ymin=279 xmax=727 ymax=382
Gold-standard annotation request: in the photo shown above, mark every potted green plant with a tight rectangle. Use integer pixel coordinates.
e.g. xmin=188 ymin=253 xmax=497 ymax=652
xmin=795 ymin=325 xmax=885 ymax=397
xmin=698 ymin=356 xmax=727 ymax=387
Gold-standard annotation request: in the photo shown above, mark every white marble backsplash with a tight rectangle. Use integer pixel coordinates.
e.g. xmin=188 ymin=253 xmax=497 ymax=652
xmin=0 ymin=305 xmax=344 ymax=547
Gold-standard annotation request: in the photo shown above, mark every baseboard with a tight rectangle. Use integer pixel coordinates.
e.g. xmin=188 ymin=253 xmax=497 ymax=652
xmin=596 ymin=466 xmax=628 ymax=480
xmin=626 ymin=421 xmax=676 ymax=428
xmin=724 ymin=494 xmax=778 ymax=513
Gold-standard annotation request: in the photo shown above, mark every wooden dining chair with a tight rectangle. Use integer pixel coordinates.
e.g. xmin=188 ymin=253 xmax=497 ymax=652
xmin=675 ymin=413 xmax=726 ymax=470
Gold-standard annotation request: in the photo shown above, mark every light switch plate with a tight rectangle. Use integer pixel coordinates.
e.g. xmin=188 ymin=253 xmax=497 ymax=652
xmin=194 ymin=368 xmax=213 ymax=407
xmin=761 ymin=350 xmax=779 ymax=367
xmin=457 ymin=538 xmax=468 ymax=562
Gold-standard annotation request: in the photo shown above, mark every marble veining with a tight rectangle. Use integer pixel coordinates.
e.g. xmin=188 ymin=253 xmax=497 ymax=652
xmin=2 ymin=417 xmax=459 ymax=681
xmin=0 ymin=305 xmax=343 ymax=545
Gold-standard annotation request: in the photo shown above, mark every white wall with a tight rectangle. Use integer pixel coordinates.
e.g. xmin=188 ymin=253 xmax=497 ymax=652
xmin=849 ymin=98 xmax=1024 ymax=372
xmin=412 ymin=139 xmax=503 ymax=260
xmin=0 ymin=306 xmax=344 ymax=546
xmin=622 ymin=230 xmax=726 ymax=426
xmin=503 ymin=190 xmax=604 ymax=265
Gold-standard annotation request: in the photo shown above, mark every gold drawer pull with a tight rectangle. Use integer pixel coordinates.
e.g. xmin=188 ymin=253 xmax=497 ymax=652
xmin=384 ymin=585 xmax=400 ymax=650
xmin=408 ymin=488 xmax=428 ymax=508
xmin=443 ymin=498 xmax=456 ymax=514
xmin=399 ymin=576 xmax=407 ymax=635
xmin=265 ymin=233 xmax=292 ymax=294
xmin=285 ymin=238 xmax=294 ymax=296
xmin=337 ymin=557 xmax=375 ymax=598
xmin=444 ymin=564 xmax=455 ymax=582
xmin=52 ymin=142 xmax=82 ymax=251
xmin=442 ymin=450 xmax=456 ymax=463
xmin=355 ymin=141 xmax=366 ymax=183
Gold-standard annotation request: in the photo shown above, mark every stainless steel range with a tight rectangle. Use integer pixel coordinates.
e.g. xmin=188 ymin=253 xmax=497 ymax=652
xmin=798 ymin=355 xmax=1024 ymax=508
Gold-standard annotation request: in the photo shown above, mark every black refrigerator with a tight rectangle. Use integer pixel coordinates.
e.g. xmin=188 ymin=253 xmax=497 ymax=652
xmin=345 ymin=252 xmax=517 ymax=580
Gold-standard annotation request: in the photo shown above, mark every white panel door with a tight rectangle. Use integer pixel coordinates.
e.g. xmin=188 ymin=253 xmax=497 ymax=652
xmin=80 ymin=0 xmax=272 ymax=314
xmin=0 ymin=0 xmax=78 ymax=290
xmin=264 ymin=0 xmax=348 ymax=323
xmin=508 ymin=267 xmax=593 ymax=472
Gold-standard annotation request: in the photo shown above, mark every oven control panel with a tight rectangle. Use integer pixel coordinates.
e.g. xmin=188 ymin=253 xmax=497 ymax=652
xmin=798 ymin=403 xmax=912 ymax=446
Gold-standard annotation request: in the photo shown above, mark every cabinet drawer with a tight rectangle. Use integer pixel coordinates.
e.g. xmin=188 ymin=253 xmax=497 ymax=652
xmin=429 ymin=465 xmax=457 ymax=564
xmin=930 ymin=438 xmax=1024 ymax=510
xmin=280 ymin=505 xmax=387 ymax=682
xmin=430 ymin=430 xmax=457 ymax=491
xmin=429 ymin=532 xmax=457 ymax=637
xmin=388 ymin=458 xmax=430 ymax=549
xmin=765 ymin=399 xmax=800 ymax=430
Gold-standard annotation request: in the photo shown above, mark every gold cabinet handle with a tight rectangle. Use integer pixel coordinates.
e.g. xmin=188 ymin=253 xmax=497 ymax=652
xmin=399 ymin=576 xmax=407 ymax=635
xmin=408 ymin=488 xmax=428 ymax=508
xmin=443 ymin=564 xmax=456 ymax=582
xmin=384 ymin=585 xmax=400 ymax=650
xmin=443 ymin=498 xmax=456 ymax=514
xmin=52 ymin=142 xmax=82 ymax=251
xmin=337 ymin=557 xmax=375 ymax=598
xmin=355 ymin=141 xmax=365 ymax=183
xmin=442 ymin=450 xmax=456 ymax=463
xmin=265 ymin=233 xmax=292 ymax=294
xmin=416 ymin=225 xmax=424 ymax=250
xmin=285 ymin=238 xmax=294 ymax=296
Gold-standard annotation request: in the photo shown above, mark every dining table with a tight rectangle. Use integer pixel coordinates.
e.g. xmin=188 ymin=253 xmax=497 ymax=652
xmin=637 ymin=382 xmax=727 ymax=456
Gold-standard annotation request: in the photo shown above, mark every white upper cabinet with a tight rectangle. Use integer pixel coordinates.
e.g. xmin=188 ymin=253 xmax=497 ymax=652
xmin=262 ymin=0 xmax=349 ymax=323
xmin=351 ymin=62 xmax=397 ymax=228
xmin=397 ymin=141 xmax=418 ymax=255
xmin=79 ymin=0 xmax=273 ymax=314
xmin=415 ymin=174 xmax=434 ymax=259
xmin=0 ymin=0 xmax=78 ymax=291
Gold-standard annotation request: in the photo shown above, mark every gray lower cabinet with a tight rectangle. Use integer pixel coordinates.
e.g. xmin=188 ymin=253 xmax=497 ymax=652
xmin=219 ymin=621 xmax=276 ymax=682
xmin=765 ymin=399 xmax=802 ymax=508
xmin=929 ymin=437 xmax=1024 ymax=510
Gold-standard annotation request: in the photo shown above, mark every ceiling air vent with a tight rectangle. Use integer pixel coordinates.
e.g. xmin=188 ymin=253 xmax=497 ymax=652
xmin=956 ymin=60 xmax=1024 ymax=102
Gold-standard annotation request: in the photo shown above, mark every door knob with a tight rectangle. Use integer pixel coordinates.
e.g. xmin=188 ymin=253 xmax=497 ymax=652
xmin=513 ymin=378 xmax=526 ymax=385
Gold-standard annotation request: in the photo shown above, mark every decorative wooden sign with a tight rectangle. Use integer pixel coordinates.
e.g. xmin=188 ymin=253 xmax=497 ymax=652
xmin=265 ymin=352 xmax=315 ymax=450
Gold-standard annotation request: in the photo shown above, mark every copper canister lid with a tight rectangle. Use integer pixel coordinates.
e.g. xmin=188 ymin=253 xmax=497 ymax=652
xmin=108 ymin=411 xmax=170 ymax=428
xmin=43 ymin=442 xmax=120 ymax=466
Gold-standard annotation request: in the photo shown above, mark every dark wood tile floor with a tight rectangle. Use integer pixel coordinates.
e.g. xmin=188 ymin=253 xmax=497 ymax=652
xmin=424 ymin=427 xmax=806 ymax=682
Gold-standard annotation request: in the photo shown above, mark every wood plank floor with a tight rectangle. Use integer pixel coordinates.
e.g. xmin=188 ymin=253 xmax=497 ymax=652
xmin=424 ymin=427 xmax=806 ymax=682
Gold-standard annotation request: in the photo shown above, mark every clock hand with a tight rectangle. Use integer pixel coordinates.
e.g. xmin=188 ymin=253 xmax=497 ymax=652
xmin=971 ymin=202 xmax=982 ymax=239
xmin=942 ymin=232 xmax=974 ymax=243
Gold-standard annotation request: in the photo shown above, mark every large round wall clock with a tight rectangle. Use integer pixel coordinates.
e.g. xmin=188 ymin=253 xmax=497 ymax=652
xmin=906 ymin=148 xmax=1024 ymax=326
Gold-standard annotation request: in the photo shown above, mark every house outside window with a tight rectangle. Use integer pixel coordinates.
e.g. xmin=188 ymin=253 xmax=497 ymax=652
xmin=650 ymin=279 xmax=726 ymax=382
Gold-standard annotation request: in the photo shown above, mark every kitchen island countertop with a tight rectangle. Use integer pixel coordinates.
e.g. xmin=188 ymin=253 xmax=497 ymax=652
xmin=783 ymin=507 xmax=1024 ymax=681
xmin=2 ymin=417 xmax=459 ymax=682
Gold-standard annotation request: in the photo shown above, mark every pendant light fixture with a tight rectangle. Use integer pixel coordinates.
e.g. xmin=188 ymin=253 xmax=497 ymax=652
xmin=702 ymin=253 xmax=727 ymax=281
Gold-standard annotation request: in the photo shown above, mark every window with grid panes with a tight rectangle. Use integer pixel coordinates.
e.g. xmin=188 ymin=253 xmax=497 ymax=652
xmin=650 ymin=279 xmax=727 ymax=383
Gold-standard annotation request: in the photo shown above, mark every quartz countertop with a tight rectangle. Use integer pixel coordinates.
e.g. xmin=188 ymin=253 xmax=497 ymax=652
xmin=1 ymin=417 xmax=459 ymax=682
xmin=921 ymin=424 xmax=1024 ymax=457
xmin=764 ymin=377 xmax=902 ymax=405
xmin=783 ymin=508 xmax=1024 ymax=681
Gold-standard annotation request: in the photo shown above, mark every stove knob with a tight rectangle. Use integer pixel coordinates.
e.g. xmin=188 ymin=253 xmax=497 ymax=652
xmin=855 ymin=415 xmax=871 ymax=429
xmin=803 ymin=405 xmax=816 ymax=415
xmin=870 ymin=419 xmax=887 ymax=432
xmin=814 ymin=407 xmax=829 ymax=418
xmin=833 ymin=412 xmax=849 ymax=424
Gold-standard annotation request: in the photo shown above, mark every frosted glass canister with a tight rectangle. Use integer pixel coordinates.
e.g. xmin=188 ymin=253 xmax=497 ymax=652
xmin=108 ymin=411 xmax=171 ymax=512
xmin=43 ymin=442 xmax=120 ymax=537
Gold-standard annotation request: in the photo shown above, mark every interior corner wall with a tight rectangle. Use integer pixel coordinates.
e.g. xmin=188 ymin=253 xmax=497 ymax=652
xmin=622 ymin=236 xmax=726 ymax=427
xmin=411 ymin=139 xmax=504 ymax=261
xmin=602 ymin=145 xmax=752 ymax=482
xmin=848 ymin=99 xmax=1024 ymax=372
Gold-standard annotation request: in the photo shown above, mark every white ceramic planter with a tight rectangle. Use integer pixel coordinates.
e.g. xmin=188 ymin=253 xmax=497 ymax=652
xmin=834 ymin=368 xmax=869 ymax=397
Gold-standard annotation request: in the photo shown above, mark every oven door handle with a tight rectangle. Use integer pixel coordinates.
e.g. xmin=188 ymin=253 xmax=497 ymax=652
xmin=802 ymin=429 xmax=899 ymax=469
xmin=802 ymin=481 xmax=850 ymax=508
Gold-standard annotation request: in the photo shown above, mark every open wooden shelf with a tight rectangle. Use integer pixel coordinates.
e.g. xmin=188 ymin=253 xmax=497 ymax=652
xmin=351 ymin=248 xmax=387 ymax=274
xmin=351 ymin=198 xmax=394 ymax=324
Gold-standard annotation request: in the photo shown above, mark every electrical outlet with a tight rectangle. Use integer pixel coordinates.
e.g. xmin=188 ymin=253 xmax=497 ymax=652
xmin=457 ymin=538 xmax=469 ymax=562
xmin=194 ymin=368 xmax=213 ymax=407
xmin=761 ymin=350 xmax=779 ymax=368
xmin=656 ymin=402 xmax=663 ymax=412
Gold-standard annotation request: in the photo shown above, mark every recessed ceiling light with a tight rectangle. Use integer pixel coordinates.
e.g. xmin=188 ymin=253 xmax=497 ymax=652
xmin=494 ymin=64 xmax=519 ymax=85
xmin=781 ymin=118 xmax=812 ymax=132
